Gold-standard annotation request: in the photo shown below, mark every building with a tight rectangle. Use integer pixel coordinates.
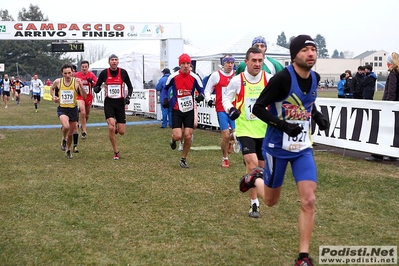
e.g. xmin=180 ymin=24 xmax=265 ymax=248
xmin=279 ymin=50 xmax=389 ymax=85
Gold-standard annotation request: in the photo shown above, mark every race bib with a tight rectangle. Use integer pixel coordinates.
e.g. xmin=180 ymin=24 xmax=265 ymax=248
xmin=60 ymin=90 xmax=74 ymax=104
xmin=83 ymin=85 xmax=89 ymax=94
xmin=107 ymin=85 xmax=121 ymax=98
xmin=281 ymin=120 xmax=312 ymax=152
xmin=177 ymin=96 xmax=194 ymax=112
xmin=244 ymin=97 xmax=259 ymax=120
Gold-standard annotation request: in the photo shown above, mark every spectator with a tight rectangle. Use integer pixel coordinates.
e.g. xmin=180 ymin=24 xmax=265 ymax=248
xmin=156 ymin=68 xmax=172 ymax=128
xmin=344 ymin=70 xmax=354 ymax=98
xmin=352 ymin=66 xmax=365 ymax=99
xmin=365 ymin=52 xmax=399 ymax=161
xmin=337 ymin=73 xmax=346 ymax=98
xmin=362 ymin=64 xmax=377 ymax=100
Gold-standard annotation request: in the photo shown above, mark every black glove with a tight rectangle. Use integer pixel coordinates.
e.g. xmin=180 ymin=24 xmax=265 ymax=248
xmin=313 ymin=111 xmax=329 ymax=130
xmin=87 ymin=78 xmax=93 ymax=84
xmin=162 ymin=98 xmax=169 ymax=108
xmin=195 ymin=94 xmax=204 ymax=103
xmin=229 ymin=107 xmax=241 ymax=120
xmin=207 ymin=100 xmax=214 ymax=107
xmin=93 ymin=86 xmax=101 ymax=93
xmin=277 ymin=120 xmax=303 ymax=137
xmin=124 ymin=96 xmax=130 ymax=105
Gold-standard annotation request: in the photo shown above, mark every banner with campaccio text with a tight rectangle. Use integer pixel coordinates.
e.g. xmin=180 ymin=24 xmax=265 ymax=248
xmin=0 ymin=22 xmax=181 ymax=40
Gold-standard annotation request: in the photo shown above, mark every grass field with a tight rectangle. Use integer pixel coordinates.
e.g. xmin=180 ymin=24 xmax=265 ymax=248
xmin=0 ymin=94 xmax=397 ymax=265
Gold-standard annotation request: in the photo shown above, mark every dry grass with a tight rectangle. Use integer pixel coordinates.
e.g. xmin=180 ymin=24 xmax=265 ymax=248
xmin=0 ymin=94 xmax=397 ymax=265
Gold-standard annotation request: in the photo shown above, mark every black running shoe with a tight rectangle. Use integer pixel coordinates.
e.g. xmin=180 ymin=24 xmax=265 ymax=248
xmin=61 ymin=139 xmax=67 ymax=151
xmin=170 ymin=138 xmax=177 ymax=150
xmin=180 ymin=159 xmax=189 ymax=168
xmin=66 ymin=150 xmax=73 ymax=159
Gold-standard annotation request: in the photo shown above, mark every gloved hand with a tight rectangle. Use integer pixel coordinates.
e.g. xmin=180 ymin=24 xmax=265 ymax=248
xmin=87 ymin=78 xmax=93 ymax=84
xmin=277 ymin=120 xmax=303 ymax=137
xmin=207 ymin=100 xmax=214 ymax=107
xmin=313 ymin=111 xmax=329 ymax=130
xmin=124 ymin=96 xmax=130 ymax=105
xmin=229 ymin=107 xmax=241 ymax=120
xmin=195 ymin=94 xmax=204 ymax=103
xmin=162 ymin=98 xmax=169 ymax=108
xmin=93 ymin=86 xmax=101 ymax=93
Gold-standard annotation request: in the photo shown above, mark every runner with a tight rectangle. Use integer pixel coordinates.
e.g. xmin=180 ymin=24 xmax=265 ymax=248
xmin=50 ymin=64 xmax=86 ymax=159
xmin=222 ymin=47 xmax=273 ymax=218
xmin=93 ymin=54 xmax=133 ymax=160
xmin=162 ymin=53 xmax=204 ymax=168
xmin=30 ymin=74 xmax=44 ymax=112
xmin=0 ymin=74 xmax=12 ymax=108
xmin=74 ymin=60 xmax=98 ymax=139
xmin=205 ymin=54 xmax=238 ymax=168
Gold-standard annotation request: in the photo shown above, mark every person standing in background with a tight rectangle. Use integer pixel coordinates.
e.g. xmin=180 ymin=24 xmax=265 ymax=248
xmin=365 ymin=52 xmax=399 ymax=161
xmin=344 ymin=70 xmax=354 ymax=98
xmin=352 ymin=66 xmax=365 ymax=99
xmin=156 ymin=68 xmax=172 ymax=128
xmin=362 ymin=64 xmax=377 ymax=100
xmin=337 ymin=73 xmax=346 ymax=98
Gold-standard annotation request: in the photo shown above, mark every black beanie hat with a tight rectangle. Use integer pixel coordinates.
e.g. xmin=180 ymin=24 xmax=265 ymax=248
xmin=108 ymin=54 xmax=118 ymax=61
xmin=289 ymin=35 xmax=317 ymax=61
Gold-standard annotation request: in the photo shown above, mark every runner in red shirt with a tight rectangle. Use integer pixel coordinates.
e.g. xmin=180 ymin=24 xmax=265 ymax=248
xmin=75 ymin=60 xmax=98 ymax=139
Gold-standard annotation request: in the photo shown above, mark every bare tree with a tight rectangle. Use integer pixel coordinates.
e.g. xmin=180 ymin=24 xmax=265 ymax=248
xmin=80 ymin=43 xmax=109 ymax=64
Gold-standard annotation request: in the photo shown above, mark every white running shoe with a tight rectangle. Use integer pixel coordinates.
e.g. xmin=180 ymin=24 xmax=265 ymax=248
xmin=178 ymin=142 xmax=183 ymax=151
xmin=233 ymin=132 xmax=240 ymax=153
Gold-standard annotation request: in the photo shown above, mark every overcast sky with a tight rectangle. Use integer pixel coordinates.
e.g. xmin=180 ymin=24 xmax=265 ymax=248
xmin=2 ymin=0 xmax=398 ymax=57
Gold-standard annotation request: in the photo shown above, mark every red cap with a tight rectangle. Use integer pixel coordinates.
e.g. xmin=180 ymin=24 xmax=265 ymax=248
xmin=179 ymin=53 xmax=191 ymax=65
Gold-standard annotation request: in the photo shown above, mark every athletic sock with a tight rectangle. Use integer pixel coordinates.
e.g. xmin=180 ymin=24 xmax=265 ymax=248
xmin=298 ymin=253 xmax=309 ymax=260
xmin=251 ymin=198 xmax=259 ymax=206
xmin=73 ymin=132 xmax=79 ymax=146
xmin=34 ymin=103 xmax=37 ymax=109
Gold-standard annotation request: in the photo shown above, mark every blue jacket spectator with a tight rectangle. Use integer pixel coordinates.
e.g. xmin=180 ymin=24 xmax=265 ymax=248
xmin=156 ymin=68 xmax=172 ymax=128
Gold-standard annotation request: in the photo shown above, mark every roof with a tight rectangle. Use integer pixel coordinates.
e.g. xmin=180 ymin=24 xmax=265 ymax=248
xmin=353 ymin=50 xmax=377 ymax=59
xmin=191 ymin=34 xmax=290 ymax=61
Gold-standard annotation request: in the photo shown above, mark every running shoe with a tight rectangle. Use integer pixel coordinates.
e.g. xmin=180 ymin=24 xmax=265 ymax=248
xmin=5 ymin=105 xmax=8 ymax=109
xmin=35 ymin=109 xmax=38 ymax=113
xmin=61 ymin=139 xmax=67 ymax=151
xmin=81 ymin=132 xmax=87 ymax=139
xmin=178 ymin=142 xmax=183 ymax=151
xmin=113 ymin=151 xmax=120 ymax=160
xmin=221 ymin=159 xmax=230 ymax=168
xmin=66 ymin=150 xmax=73 ymax=159
xmin=294 ymin=257 xmax=314 ymax=266
xmin=239 ymin=167 xmax=263 ymax=192
xmin=180 ymin=159 xmax=189 ymax=168
xmin=170 ymin=138 xmax=177 ymax=150
xmin=248 ymin=203 xmax=260 ymax=218
xmin=73 ymin=146 xmax=79 ymax=153
xmin=233 ymin=132 xmax=240 ymax=153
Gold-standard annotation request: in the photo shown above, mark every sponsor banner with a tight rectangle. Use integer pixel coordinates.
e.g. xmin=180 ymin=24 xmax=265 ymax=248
xmin=193 ymin=97 xmax=399 ymax=157
xmin=0 ymin=22 xmax=181 ymax=40
xmin=319 ymin=246 xmax=397 ymax=264
xmin=43 ymin=86 xmax=52 ymax=101
xmin=313 ymin=98 xmax=399 ymax=157
xmin=92 ymin=89 xmax=156 ymax=114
